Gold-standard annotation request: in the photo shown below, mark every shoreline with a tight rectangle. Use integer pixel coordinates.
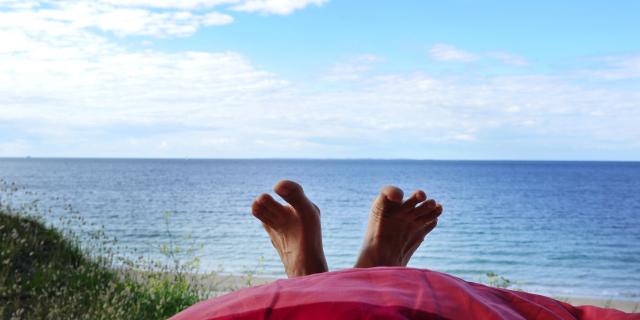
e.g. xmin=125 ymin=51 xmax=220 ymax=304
xmin=558 ymin=297 xmax=639 ymax=313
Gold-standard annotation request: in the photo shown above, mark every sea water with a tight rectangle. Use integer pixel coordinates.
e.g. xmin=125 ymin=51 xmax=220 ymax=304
xmin=0 ymin=159 xmax=638 ymax=300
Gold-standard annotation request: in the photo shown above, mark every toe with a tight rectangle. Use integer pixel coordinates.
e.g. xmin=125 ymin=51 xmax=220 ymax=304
xmin=400 ymin=190 xmax=427 ymax=212
xmin=401 ymin=220 xmax=438 ymax=265
xmin=409 ymin=220 xmax=438 ymax=250
xmin=414 ymin=199 xmax=436 ymax=214
xmin=256 ymin=193 xmax=287 ymax=214
xmin=424 ymin=219 xmax=438 ymax=234
xmin=255 ymin=193 xmax=290 ymax=226
xmin=251 ymin=201 xmax=276 ymax=227
xmin=381 ymin=185 xmax=404 ymax=203
xmin=274 ymin=180 xmax=317 ymax=214
xmin=372 ymin=185 xmax=404 ymax=217
xmin=414 ymin=203 xmax=443 ymax=225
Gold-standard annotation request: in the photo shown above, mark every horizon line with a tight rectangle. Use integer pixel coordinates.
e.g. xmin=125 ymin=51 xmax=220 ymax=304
xmin=0 ymin=156 xmax=639 ymax=163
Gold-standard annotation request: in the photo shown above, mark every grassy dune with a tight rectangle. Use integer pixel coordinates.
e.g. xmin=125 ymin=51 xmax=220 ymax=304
xmin=0 ymin=177 xmax=269 ymax=320
xmin=0 ymin=210 xmax=209 ymax=319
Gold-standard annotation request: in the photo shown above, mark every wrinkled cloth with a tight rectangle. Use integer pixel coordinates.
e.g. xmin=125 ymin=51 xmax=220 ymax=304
xmin=171 ymin=267 xmax=639 ymax=320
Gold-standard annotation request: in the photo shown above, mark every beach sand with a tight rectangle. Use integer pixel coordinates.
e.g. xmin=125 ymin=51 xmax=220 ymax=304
xmin=561 ymin=297 xmax=639 ymax=313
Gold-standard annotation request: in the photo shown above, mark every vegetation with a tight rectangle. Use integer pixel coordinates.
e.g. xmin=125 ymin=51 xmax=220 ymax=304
xmin=484 ymin=272 xmax=517 ymax=289
xmin=0 ymin=180 xmax=259 ymax=320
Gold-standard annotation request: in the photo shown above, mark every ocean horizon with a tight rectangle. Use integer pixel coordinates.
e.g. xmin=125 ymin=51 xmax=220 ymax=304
xmin=5 ymin=157 xmax=640 ymax=161
xmin=1 ymin=158 xmax=638 ymax=301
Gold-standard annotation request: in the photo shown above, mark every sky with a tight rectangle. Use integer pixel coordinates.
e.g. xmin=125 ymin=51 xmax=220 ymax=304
xmin=0 ymin=0 xmax=639 ymax=160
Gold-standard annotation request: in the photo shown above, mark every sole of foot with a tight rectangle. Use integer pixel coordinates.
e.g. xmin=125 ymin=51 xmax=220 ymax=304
xmin=355 ymin=186 xmax=442 ymax=268
xmin=251 ymin=180 xmax=328 ymax=277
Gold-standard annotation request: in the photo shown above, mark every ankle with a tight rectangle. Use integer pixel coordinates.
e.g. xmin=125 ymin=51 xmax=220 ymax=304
xmin=285 ymin=250 xmax=328 ymax=277
xmin=286 ymin=260 xmax=328 ymax=277
xmin=355 ymin=243 xmax=402 ymax=268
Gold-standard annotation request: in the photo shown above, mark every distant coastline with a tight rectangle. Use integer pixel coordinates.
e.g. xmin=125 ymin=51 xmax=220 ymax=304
xmin=1 ymin=157 xmax=640 ymax=162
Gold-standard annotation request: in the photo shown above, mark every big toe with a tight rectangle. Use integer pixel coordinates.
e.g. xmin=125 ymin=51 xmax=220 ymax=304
xmin=381 ymin=185 xmax=404 ymax=203
xmin=372 ymin=185 xmax=404 ymax=216
xmin=274 ymin=180 xmax=317 ymax=214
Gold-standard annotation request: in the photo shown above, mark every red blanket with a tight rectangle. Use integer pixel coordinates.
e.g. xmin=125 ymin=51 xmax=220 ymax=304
xmin=171 ymin=267 xmax=639 ymax=320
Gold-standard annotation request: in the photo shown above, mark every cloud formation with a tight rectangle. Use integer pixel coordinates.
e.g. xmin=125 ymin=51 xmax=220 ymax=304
xmin=101 ymin=0 xmax=238 ymax=9
xmin=0 ymin=2 xmax=638 ymax=159
xmin=232 ymin=0 xmax=328 ymax=15
xmin=2 ymin=42 xmax=638 ymax=159
xmin=428 ymin=44 xmax=529 ymax=66
xmin=429 ymin=44 xmax=479 ymax=62
xmin=324 ymin=54 xmax=384 ymax=81
xmin=0 ymin=0 xmax=327 ymax=38
xmin=585 ymin=54 xmax=640 ymax=80
xmin=0 ymin=1 xmax=234 ymax=38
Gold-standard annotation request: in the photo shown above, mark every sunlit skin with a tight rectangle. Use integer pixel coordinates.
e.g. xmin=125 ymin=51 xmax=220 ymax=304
xmin=251 ymin=180 xmax=328 ymax=277
xmin=252 ymin=180 xmax=442 ymax=276
xmin=355 ymin=186 xmax=443 ymax=268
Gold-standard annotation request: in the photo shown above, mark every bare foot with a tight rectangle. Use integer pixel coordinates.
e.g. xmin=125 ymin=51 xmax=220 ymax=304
xmin=355 ymin=186 xmax=443 ymax=268
xmin=251 ymin=180 xmax=328 ymax=277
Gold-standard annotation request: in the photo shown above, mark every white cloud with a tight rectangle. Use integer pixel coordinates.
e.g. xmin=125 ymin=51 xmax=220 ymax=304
xmin=429 ymin=44 xmax=529 ymax=66
xmin=1 ymin=45 xmax=639 ymax=158
xmin=0 ymin=0 xmax=327 ymax=39
xmin=429 ymin=43 xmax=478 ymax=62
xmin=0 ymin=2 xmax=234 ymax=38
xmin=0 ymin=1 xmax=286 ymax=132
xmin=231 ymin=0 xmax=328 ymax=15
xmin=324 ymin=54 xmax=384 ymax=81
xmin=0 ymin=48 xmax=287 ymax=126
xmin=0 ymin=0 xmax=40 ymax=9
xmin=0 ymin=29 xmax=31 ymax=53
xmin=202 ymin=11 xmax=235 ymax=25
xmin=584 ymin=54 xmax=640 ymax=80
xmin=100 ymin=0 xmax=239 ymax=9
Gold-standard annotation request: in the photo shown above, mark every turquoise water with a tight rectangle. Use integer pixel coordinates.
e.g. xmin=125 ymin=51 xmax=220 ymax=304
xmin=0 ymin=159 xmax=639 ymax=300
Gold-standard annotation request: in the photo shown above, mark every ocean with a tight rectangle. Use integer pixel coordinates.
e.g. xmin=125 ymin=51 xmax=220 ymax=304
xmin=0 ymin=158 xmax=638 ymax=300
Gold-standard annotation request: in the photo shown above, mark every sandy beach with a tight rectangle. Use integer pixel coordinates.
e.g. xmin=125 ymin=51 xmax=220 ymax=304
xmin=561 ymin=297 xmax=639 ymax=313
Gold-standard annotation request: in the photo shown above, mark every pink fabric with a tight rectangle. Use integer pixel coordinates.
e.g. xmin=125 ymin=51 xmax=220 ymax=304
xmin=171 ymin=267 xmax=639 ymax=320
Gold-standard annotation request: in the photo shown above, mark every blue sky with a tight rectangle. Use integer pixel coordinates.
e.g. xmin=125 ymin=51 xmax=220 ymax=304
xmin=0 ymin=0 xmax=639 ymax=160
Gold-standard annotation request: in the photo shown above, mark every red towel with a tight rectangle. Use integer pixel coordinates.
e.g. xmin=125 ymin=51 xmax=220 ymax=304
xmin=171 ymin=267 xmax=639 ymax=320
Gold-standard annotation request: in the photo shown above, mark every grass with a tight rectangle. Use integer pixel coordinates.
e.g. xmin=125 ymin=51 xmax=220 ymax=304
xmin=0 ymin=180 xmax=260 ymax=320
xmin=484 ymin=272 xmax=518 ymax=290
xmin=0 ymin=210 xmax=206 ymax=319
